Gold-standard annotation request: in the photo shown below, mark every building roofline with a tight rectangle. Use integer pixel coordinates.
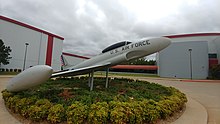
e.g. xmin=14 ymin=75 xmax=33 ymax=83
xmin=164 ymin=33 xmax=220 ymax=39
xmin=0 ymin=15 xmax=64 ymax=40
xmin=62 ymin=52 xmax=90 ymax=59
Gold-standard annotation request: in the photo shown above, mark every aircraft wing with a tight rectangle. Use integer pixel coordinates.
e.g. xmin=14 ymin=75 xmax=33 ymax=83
xmin=51 ymin=62 xmax=111 ymax=78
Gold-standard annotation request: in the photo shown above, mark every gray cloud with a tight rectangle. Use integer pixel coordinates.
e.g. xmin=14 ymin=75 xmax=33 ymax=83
xmin=1 ymin=0 xmax=220 ymax=57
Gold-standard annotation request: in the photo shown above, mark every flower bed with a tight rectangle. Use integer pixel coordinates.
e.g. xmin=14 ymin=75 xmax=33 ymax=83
xmin=2 ymin=77 xmax=187 ymax=123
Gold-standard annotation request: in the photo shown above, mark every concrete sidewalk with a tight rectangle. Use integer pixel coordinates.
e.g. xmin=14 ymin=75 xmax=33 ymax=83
xmin=0 ymin=76 xmax=210 ymax=124
xmin=172 ymin=96 xmax=207 ymax=124
xmin=0 ymin=77 xmax=21 ymax=124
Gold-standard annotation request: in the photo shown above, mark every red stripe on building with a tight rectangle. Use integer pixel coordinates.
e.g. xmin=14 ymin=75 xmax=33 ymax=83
xmin=0 ymin=15 xmax=64 ymax=40
xmin=164 ymin=33 xmax=220 ymax=39
xmin=62 ymin=52 xmax=90 ymax=59
xmin=46 ymin=36 xmax=54 ymax=66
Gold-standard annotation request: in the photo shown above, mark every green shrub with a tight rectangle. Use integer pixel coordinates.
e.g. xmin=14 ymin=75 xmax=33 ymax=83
xmin=157 ymin=87 xmax=187 ymax=119
xmin=88 ymin=102 xmax=109 ymax=124
xmin=66 ymin=102 xmax=88 ymax=124
xmin=140 ymin=99 xmax=160 ymax=123
xmin=15 ymin=98 xmax=27 ymax=113
xmin=35 ymin=99 xmax=52 ymax=108
xmin=1 ymin=90 xmax=13 ymax=101
xmin=28 ymin=99 xmax=52 ymax=121
xmin=13 ymin=96 xmax=37 ymax=117
xmin=131 ymin=101 xmax=144 ymax=123
xmin=47 ymin=104 xmax=66 ymax=123
xmin=22 ymin=96 xmax=38 ymax=117
xmin=157 ymin=99 xmax=173 ymax=119
xmin=109 ymin=101 xmax=136 ymax=124
xmin=6 ymin=95 xmax=20 ymax=112
xmin=28 ymin=105 xmax=45 ymax=121
xmin=210 ymin=64 xmax=220 ymax=79
xmin=110 ymin=101 xmax=144 ymax=124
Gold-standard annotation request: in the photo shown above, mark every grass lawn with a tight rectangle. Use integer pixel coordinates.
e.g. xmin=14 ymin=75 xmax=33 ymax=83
xmin=0 ymin=71 xmax=19 ymax=75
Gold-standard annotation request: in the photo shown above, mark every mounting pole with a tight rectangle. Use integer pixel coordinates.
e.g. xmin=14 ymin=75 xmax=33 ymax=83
xmin=105 ymin=68 xmax=109 ymax=88
xmin=90 ymin=70 xmax=94 ymax=91
xmin=23 ymin=42 xmax=29 ymax=71
xmin=188 ymin=48 xmax=193 ymax=80
xmin=88 ymin=73 xmax=91 ymax=87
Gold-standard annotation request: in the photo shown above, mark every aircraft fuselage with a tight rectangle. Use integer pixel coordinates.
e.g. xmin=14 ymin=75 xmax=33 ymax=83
xmin=6 ymin=37 xmax=171 ymax=92
xmin=71 ymin=37 xmax=171 ymax=70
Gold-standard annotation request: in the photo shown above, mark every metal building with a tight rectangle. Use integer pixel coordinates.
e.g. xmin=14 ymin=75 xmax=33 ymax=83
xmin=158 ymin=33 xmax=220 ymax=79
xmin=0 ymin=15 xmax=64 ymax=71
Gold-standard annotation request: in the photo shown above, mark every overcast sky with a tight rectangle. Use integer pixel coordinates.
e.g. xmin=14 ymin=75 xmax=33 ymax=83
xmin=1 ymin=0 xmax=220 ymax=59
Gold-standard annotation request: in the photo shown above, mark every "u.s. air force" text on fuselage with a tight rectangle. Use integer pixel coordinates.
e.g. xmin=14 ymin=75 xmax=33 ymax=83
xmin=110 ymin=40 xmax=150 ymax=54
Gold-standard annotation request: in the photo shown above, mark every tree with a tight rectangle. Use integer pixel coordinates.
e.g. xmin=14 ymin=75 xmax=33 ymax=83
xmin=121 ymin=57 xmax=156 ymax=65
xmin=210 ymin=64 xmax=220 ymax=79
xmin=0 ymin=39 xmax=12 ymax=66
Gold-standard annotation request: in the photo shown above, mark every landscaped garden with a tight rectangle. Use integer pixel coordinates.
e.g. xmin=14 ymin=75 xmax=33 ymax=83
xmin=2 ymin=77 xmax=187 ymax=124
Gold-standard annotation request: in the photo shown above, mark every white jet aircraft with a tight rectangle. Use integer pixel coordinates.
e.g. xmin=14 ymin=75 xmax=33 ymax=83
xmin=6 ymin=37 xmax=171 ymax=92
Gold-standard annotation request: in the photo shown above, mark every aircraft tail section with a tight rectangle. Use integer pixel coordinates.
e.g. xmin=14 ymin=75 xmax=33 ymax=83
xmin=61 ymin=54 xmax=70 ymax=70
xmin=61 ymin=53 xmax=89 ymax=70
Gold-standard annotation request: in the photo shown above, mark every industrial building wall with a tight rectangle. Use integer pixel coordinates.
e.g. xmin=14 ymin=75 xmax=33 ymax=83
xmin=168 ymin=36 xmax=219 ymax=54
xmin=37 ymin=34 xmax=48 ymax=65
xmin=51 ymin=38 xmax=63 ymax=71
xmin=0 ymin=19 xmax=46 ymax=69
xmin=158 ymin=41 xmax=209 ymax=79
xmin=0 ymin=16 xmax=63 ymax=71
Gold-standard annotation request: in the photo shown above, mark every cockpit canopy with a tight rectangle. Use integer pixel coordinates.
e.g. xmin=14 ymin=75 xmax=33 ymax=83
xmin=102 ymin=41 xmax=132 ymax=53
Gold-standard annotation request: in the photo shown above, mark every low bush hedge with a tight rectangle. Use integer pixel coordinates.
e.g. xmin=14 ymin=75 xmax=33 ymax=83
xmin=47 ymin=104 xmax=66 ymax=123
xmin=28 ymin=99 xmax=52 ymax=121
xmin=67 ymin=102 xmax=88 ymax=124
xmin=1 ymin=77 xmax=187 ymax=123
xmin=88 ymin=102 xmax=109 ymax=124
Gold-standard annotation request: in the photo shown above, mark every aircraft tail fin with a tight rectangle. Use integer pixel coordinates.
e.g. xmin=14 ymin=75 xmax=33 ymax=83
xmin=61 ymin=55 xmax=69 ymax=70
xmin=61 ymin=53 xmax=89 ymax=70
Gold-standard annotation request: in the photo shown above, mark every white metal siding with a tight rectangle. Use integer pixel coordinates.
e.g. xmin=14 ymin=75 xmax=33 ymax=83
xmin=51 ymin=38 xmax=63 ymax=71
xmin=0 ymin=18 xmax=63 ymax=70
xmin=37 ymin=33 xmax=48 ymax=65
xmin=170 ymin=36 xmax=219 ymax=54
xmin=158 ymin=41 xmax=208 ymax=79
xmin=0 ymin=19 xmax=43 ymax=69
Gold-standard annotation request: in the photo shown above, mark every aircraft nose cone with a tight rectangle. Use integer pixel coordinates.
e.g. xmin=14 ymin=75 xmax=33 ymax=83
xmin=158 ymin=37 xmax=171 ymax=50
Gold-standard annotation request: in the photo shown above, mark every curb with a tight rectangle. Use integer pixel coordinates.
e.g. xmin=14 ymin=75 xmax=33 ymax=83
xmin=172 ymin=96 xmax=208 ymax=124
xmin=180 ymin=79 xmax=220 ymax=83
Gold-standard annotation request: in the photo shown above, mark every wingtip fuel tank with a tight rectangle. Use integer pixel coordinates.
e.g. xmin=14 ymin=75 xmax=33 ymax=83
xmin=6 ymin=65 xmax=53 ymax=92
